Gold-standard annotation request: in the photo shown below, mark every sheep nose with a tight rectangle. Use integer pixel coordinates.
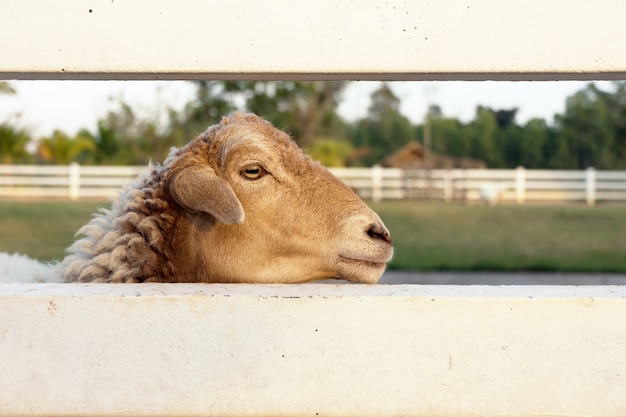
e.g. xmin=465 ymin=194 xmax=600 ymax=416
xmin=367 ymin=223 xmax=392 ymax=244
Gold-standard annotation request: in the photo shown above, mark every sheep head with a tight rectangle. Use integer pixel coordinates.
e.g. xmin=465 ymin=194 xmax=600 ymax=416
xmin=61 ymin=113 xmax=393 ymax=284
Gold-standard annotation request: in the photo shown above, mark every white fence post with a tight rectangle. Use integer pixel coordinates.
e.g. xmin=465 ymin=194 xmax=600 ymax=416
xmin=371 ymin=164 xmax=383 ymax=202
xmin=585 ymin=167 xmax=596 ymax=206
xmin=443 ymin=169 xmax=453 ymax=202
xmin=68 ymin=162 xmax=80 ymax=200
xmin=515 ymin=166 xmax=526 ymax=204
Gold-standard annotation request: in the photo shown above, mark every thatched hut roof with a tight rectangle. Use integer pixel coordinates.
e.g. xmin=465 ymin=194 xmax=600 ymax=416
xmin=380 ymin=142 xmax=486 ymax=169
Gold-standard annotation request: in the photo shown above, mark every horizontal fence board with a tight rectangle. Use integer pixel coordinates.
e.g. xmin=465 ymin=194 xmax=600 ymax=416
xmin=0 ymin=177 xmax=70 ymax=186
xmin=1 ymin=283 xmax=626 ymax=417
xmin=2 ymin=0 xmax=626 ymax=80
xmin=597 ymin=173 xmax=626 ymax=181
xmin=457 ymin=181 xmax=515 ymax=190
xmin=0 ymin=165 xmax=70 ymax=175
xmin=597 ymin=182 xmax=626 ymax=191
xmin=78 ymin=188 xmax=122 ymax=197
xmin=79 ymin=166 xmax=147 ymax=176
xmin=524 ymin=170 xmax=588 ymax=180
xmin=0 ymin=188 xmax=70 ymax=197
xmin=524 ymin=181 xmax=587 ymax=190
xmin=461 ymin=169 xmax=518 ymax=179
xmin=596 ymin=191 xmax=626 ymax=200
xmin=523 ymin=191 xmax=587 ymax=200
xmin=77 ymin=177 xmax=137 ymax=186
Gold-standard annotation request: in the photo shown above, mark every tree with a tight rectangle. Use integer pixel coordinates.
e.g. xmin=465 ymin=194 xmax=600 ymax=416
xmin=88 ymin=123 xmax=122 ymax=164
xmin=351 ymin=83 xmax=414 ymax=165
xmin=92 ymin=98 xmax=185 ymax=165
xmin=305 ymin=138 xmax=354 ymax=167
xmin=218 ymin=81 xmax=347 ymax=147
xmin=0 ymin=124 xmax=33 ymax=164
xmin=518 ymin=118 xmax=551 ymax=168
xmin=290 ymin=81 xmax=346 ymax=147
xmin=0 ymin=83 xmax=35 ymax=164
xmin=494 ymin=108 xmax=518 ymax=129
xmin=554 ymin=82 xmax=626 ymax=169
xmin=37 ymin=130 xmax=95 ymax=164
xmin=467 ymin=106 xmax=502 ymax=167
xmin=171 ymin=81 xmax=238 ymax=141
xmin=424 ymin=113 xmax=471 ymax=159
xmin=589 ymin=81 xmax=626 ymax=169
xmin=0 ymin=82 xmax=15 ymax=95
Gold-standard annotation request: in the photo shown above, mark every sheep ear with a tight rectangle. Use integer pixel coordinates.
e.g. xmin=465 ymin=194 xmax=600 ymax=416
xmin=169 ymin=167 xmax=245 ymax=224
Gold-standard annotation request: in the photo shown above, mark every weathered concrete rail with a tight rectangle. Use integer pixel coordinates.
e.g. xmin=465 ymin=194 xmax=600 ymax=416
xmin=1 ymin=0 xmax=626 ymax=80
xmin=1 ymin=283 xmax=625 ymax=416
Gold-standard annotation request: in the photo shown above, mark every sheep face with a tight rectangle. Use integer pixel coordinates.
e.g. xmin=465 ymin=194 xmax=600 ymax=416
xmin=61 ymin=113 xmax=392 ymax=283
xmin=166 ymin=113 xmax=393 ymax=283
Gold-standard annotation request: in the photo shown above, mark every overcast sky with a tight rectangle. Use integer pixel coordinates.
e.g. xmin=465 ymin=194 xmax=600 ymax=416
xmin=0 ymin=80 xmax=614 ymax=137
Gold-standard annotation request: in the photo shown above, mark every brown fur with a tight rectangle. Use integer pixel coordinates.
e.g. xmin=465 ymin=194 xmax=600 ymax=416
xmin=59 ymin=113 xmax=393 ymax=283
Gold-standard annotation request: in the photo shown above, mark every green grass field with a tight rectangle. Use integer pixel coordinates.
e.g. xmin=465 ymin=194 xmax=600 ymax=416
xmin=1 ymin=199 xmax=625 ymax=272
xmin=371 ymin=201 xmax=626 ymax=272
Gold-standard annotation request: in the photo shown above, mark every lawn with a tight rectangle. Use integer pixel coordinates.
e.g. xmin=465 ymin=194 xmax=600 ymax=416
xmin=371 ymin=201 xmax=626 ymax=272
xmin=0 ymin=199 xmax=625 ymax=272
xmin=0 ymin=200 xmax=107 ymax=262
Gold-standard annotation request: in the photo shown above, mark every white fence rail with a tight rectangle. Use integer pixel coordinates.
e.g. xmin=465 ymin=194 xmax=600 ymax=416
xmin=3 ymin=0 xmax=626 ymax=80
xmin=0 ymin=163 xmax=147 ymax=200
xmin=2 ymin=283 xmax=626 ymax=417
xmin=1 ymin=164 xmax=625 ymax=205
xmin=333 ymin=166 xmax=626 ymax=205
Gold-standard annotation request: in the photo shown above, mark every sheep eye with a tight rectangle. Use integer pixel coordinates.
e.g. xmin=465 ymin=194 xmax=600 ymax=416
xmin=241 ymin=165 xmax=266 ymax=180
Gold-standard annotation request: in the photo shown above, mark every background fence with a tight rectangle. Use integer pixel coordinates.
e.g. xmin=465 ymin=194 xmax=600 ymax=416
xmin=1 ymin=163 xmax=625 ymax=205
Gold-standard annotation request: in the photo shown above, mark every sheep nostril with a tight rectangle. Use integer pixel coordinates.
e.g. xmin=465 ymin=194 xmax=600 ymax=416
xmin=367 ymin=223 xmax=392 ymax=244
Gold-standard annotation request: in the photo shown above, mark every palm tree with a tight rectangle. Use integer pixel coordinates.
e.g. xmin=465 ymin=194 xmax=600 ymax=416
xmin=0 ymin=124 xmax=33 ymax=164
xmin=0 ymin=81 xmax=15 ymax=95
xmin=37 ymin=130 xmax=95 ymax=164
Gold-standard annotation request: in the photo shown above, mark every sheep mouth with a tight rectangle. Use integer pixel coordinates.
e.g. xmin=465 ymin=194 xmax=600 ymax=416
xmin=336 ymin=255 xmax=390 ymax=283
xmin=338 ymin=255 xmax=388 ymax=269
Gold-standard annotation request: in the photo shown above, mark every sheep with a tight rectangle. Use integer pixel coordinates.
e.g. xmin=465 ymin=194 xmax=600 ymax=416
xmin=51 ymin=113 xmax=393 ymax=284
xmin=479 ymin=182 xmax=508 ymax=206
xmin=0 ymin=252 xmax=63 ymax=283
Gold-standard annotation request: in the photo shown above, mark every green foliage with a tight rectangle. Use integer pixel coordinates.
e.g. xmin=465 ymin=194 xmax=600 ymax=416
xmin=220 ymin=81 xmax=347 ymax=147
xmin=37 ymin=130 xmax=95 ymax=164
xmin=85 ymin=98 xmax=189 ymax=165
xmin=468 ymin=106 xmax=502 ymax=167
xmin=0 ymin=81 xmax=15 ymax=95
xmin=306 ymin=138 xmax=354 ymax=167
xmin=554 ymin=82 xmax=626 ymax=169
xmin=351 ymin=83 xmax=414 ymax=166
xmin=170 ymin=81 xmax=237 ymax=141
xmin=1 ymin=80 xmax=626 ymax=169
xmin=518 ymin=118 xmax=552 ymax=168
xmin=408 ymin=82 xmax=626 ymax=170
xmin=427 ymin=117 xmax=470 ymax=157
xmin=0 ymin=124 xmax=33 ymax=164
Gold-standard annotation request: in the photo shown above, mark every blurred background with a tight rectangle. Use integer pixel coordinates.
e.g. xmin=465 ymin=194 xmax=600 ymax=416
xmin=1 ymin=80 xmax=625 ymax=277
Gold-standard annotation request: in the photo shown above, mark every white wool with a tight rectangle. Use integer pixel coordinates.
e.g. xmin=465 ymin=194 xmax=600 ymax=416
xmin=0 ymin=252 xmax=64 ymax=283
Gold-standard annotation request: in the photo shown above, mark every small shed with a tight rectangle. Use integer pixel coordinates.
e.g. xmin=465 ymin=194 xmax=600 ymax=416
xmin=380 ymin=142 xmax=486 ymax=169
